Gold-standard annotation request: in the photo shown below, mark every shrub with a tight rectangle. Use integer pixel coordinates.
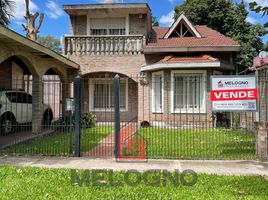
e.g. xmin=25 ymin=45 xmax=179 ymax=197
xmin=53 ymin=112 xmax=96 ymax=131
xmin=81 ymin=113 xmax=97 ymax=128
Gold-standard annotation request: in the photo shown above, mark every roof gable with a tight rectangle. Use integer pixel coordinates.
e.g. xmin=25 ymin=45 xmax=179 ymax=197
xmin=145 ymin=26 xmax=240 ymax=52
xmin=164 ymin=13 xmax=202 ymax=39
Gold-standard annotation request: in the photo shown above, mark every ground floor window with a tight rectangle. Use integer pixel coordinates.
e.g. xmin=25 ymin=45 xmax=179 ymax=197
xmin=152 ymin=71 xmax=164 ymax=113
xmin=171 ymin=70 xmax=206 ymax=113
xmin=89 ymin=79 xmax=128 ymax=111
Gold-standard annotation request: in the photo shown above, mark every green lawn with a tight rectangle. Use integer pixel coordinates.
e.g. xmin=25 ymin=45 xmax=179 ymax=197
xmin=1 ymin=127 xmax=256 ymax=159
xmin=1 ymin=126 xmax=113 ymax=156
xmin=0 ymin=166 xmax=267 ymax=200
xmin=138 ymin=128 xmax=256 ymax=160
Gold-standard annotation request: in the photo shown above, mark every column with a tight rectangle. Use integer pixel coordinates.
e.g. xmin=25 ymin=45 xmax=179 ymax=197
xmin=32 ymin=75 xmax=43 ymax=133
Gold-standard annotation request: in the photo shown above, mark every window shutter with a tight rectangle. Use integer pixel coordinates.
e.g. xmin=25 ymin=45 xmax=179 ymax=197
xmin=108 ymin=18 xmax=125 ymax=29
xmin=91 ymin=18 xmax=107 ymax=29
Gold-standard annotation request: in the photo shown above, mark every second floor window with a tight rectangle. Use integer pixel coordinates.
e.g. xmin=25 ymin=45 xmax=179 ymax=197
xmin=90 ymin=17 xmax=126 ymax=36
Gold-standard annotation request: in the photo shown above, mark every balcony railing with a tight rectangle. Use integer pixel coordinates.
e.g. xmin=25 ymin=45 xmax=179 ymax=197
xmin=63 ymin=35 xmax=146 ymax=56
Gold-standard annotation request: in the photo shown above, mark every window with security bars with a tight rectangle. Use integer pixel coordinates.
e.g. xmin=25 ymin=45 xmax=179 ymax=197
xmin=91 ymin=79 xmax=127 ymax=110
xmin=172 ymin=72 xmax=206 ymax=113
xmin=152 ymin=72 xmax=163 ymax=113
xmin=90 ymin=17 xmax=126 ymax=36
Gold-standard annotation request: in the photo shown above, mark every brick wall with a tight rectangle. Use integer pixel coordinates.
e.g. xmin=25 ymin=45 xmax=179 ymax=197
xmin=258 ymin=69 xmax=268 ymax=123
xmin=69 ymin=53 xmax=147 ymax=123
xmin=70 ymin=15 xmax=87 ymax=35
xmin=70 ymin=53 xmax=222 ymax=125
xmin=129 ymin=14 xmax=148 ymax=36
xmin=70 ymin=54 xmax=146 ymax=77
xmin=138 ymin=70 xmax=214 ymax=126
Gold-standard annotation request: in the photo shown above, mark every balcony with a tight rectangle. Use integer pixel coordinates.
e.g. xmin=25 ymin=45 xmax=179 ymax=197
xmin=63 ymin=35 xmax=146 ymax=56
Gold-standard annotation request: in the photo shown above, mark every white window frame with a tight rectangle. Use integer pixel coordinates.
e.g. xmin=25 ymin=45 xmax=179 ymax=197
xmin=89 ymin=78 xmax=128 ymax=112
xmin=151 ymin=71 xmax=164 ymax=114
xmin=170 ymin=70 xmax=207 ymax=114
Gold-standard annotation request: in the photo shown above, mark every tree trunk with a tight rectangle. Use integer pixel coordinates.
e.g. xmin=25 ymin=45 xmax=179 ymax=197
xmin=22 ymin=0 xmax=44 ymax=41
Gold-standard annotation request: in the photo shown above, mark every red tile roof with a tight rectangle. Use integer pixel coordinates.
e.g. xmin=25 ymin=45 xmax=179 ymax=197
xmin=146 ymin=26 xmax=239 ymax=48
xmin=161 ymin=55 xmax=219 ymax=63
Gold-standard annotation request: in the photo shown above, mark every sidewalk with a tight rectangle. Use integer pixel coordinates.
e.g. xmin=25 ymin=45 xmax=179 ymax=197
xmin=0 ymin=156 xmax=267 ymax=176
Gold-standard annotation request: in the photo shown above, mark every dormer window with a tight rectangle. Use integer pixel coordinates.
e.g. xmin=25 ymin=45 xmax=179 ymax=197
xmin=90 ymin=17 xmax=126 ymax=36
xmin=169 ymin=21 xmax=194 ymax=37
xmin=164 ymin=13 xmax=202 ymax=39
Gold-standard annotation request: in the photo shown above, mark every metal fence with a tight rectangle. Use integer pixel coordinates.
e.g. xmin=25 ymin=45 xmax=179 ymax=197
xmin=0 ymin=74 xmax=260 ymax=160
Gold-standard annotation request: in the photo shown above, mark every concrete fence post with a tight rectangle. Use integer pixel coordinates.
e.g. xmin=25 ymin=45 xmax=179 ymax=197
xmin=32 ymin=76 xmax=43 ymax=134
xmin=257 ymin=122 xmax=267 ymax=160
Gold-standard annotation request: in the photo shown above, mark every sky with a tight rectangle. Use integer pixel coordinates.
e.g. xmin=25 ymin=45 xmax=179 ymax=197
xmin=8 ymin=0 xmax=268 ymax=43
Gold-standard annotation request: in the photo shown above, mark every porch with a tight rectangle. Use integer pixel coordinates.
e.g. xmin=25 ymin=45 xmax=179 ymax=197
xmin=0 ymin=26 xmax=78 ymax=148
xmin=81 ymin=72 xmax=139 ymax=122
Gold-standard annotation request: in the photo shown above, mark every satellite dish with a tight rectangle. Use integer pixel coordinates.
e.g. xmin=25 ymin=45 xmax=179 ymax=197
xmin=259 ymin=51 xmax=267 ymax=58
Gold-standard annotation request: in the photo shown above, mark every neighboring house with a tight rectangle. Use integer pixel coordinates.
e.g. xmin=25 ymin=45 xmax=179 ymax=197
xmin=62 ymin=3 xmax=240 ymax=125
xmin=252 ymin=56 xmax=268 ymax=71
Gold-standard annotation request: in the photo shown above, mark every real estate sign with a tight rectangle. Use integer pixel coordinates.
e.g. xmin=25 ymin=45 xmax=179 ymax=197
xmin=210 ymin=76 xmax=258 ymax=112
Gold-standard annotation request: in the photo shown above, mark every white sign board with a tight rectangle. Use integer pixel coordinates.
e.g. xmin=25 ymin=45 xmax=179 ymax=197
xmin=210 ymin=76 xmax=258 ymax=112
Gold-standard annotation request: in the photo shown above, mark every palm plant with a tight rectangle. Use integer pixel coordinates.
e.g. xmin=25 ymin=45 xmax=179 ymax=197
xmin=0 ymin=0 xmax=14 ymax=26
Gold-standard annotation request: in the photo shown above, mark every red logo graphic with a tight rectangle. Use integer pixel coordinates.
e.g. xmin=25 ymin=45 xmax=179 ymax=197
xmin=218 ymin=81 xmax=224 ymax=88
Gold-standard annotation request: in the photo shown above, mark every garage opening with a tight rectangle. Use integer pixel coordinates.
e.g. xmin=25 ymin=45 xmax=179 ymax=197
xmin=0 ymin=56 xmax=36 ymax=148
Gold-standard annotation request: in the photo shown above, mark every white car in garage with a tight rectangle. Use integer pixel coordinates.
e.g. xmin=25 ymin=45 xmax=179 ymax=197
xmin=0 ymin=89 xmax=53 ymax=135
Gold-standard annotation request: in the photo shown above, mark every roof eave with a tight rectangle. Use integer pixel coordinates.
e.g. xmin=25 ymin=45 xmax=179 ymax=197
xmin=144 ymin=46 xmax=240 ymax=53
xmin=141 ymin=61 xmax=234 ymax=72
xmin=0 ymin=26 xmax=79 ymax=69
xmin=63 ymin=3 xmax=151 ymax=14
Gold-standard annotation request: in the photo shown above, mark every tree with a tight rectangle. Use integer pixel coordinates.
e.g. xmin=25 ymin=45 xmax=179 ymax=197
xmin=152 ymin=16 xmax=159 ymax=27
xmin=174 ymin=0 xmax=265 ymax=71
xmin=250 ymin=1 xmax=268 ymax=17
xmin=263 ymin=42 xmax=268 ymax=52
xmin=37 ymin=35 xmax=62 ymax=54
xmin=22 ymin=0 xmax=44 ymax=41
xmin=0 ymin=0 xmax=14 ymax=26
xmin=250 ymin=1 xmax=268 ymax=33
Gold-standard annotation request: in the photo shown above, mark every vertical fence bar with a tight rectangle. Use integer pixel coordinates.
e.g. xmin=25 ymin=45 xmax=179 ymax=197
xmin=114 ymin=74 xmax=120 ymax=159
xmin=74 ymin=75 xmax=81 ymax=157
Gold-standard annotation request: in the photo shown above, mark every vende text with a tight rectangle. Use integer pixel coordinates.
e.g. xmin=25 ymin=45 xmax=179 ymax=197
xmin=210 ymin=89 xmax=258 ymax=101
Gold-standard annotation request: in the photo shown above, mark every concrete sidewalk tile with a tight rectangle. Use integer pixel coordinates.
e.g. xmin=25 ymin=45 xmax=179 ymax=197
xmin=0 ymin=156 xmax=267 ymax=176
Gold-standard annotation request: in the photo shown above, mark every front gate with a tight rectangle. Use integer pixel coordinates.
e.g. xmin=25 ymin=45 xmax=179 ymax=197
xmin=79 ymin=75 xmax=146 ymax=161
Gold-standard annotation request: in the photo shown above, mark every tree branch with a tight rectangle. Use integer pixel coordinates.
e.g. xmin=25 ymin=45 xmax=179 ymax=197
xmin=36 ymin=13 xmax=44 ymax=33
xmin=22 ymin=24 xmax=28 ymax=33
xmin=33 ymin=12 xmax=39 ymax=20
xmin=25 ymin=0 xmax=30 ymax=17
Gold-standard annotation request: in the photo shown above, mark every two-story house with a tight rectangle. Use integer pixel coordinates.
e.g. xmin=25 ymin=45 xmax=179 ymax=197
xmin=62 ymin=3 xmax=240 ymax=126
